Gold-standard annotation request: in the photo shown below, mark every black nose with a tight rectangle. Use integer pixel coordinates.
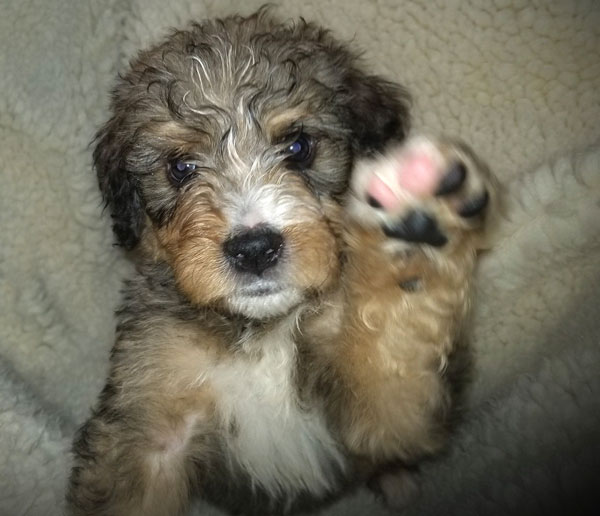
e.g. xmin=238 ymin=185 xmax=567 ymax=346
xmin=224 ymin=228 xmax=284 ymax=275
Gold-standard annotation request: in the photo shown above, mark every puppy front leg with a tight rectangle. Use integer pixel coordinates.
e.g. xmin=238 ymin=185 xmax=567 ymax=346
xmin=329 ymin=136 xmax=497 ymax=462
xmin=67 ymin=388 xmax=209 ymax=516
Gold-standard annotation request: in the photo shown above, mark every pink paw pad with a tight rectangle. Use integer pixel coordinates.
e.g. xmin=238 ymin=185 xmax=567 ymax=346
xmin=398 ymin=153 xmax=440 ymax=195
xmin=366 ymin=150 xmax=442 ymax=211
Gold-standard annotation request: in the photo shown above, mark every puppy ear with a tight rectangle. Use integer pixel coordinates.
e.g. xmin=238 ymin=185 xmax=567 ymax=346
xmin=93 ymin=117 xmax=144 ymax=250
xmin=343 ymin=71 xmax=411 ymax=155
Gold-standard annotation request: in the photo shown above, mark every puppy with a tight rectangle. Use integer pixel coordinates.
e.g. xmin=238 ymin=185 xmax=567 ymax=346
xmin=67 ymin=8 xmax=496 ymax=516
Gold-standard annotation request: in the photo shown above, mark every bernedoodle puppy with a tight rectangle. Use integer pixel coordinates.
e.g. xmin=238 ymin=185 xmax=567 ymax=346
xmin=67 ymin=8 xmax=497 ymax=516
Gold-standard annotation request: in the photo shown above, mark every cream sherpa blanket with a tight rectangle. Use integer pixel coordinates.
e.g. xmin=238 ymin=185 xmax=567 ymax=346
xmin=1 ymin=1 xmax=599 ymax=515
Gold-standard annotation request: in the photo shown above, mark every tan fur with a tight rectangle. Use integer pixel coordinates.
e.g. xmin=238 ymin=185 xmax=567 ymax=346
xmin=265 ymin=107 xmax=312 ymax=138
xmin=156 ymin=188 xmax=234 ymax=306
xmin=283 ymin=221 xmax=340 ymax=291
xmin=318 ymin=224 xmax=478 ymax=461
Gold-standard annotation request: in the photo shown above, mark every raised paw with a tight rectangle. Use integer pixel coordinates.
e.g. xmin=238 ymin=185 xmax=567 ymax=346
xmin=348 ymin=136 xmax=495 ymax=251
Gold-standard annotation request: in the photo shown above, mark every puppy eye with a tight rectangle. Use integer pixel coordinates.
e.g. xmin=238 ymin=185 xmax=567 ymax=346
xmin=285 ymin=133 xmax=315 ymax=169
xmin=168 ymin=160 xmax=198 ymax=185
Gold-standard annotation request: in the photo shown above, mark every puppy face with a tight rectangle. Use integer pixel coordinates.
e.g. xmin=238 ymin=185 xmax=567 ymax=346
xmin=95 ymin=11 xmax=410 ymax=318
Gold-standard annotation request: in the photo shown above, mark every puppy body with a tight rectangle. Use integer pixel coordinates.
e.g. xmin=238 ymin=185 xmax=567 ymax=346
xmin=90 ymin=264 xmax=346 ymax=515
xmin=68 ymin=9 xmax=496 ymax=516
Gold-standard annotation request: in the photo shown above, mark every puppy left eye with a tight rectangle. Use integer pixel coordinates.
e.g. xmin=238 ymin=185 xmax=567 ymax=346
xmin=169 ymin=160 xmax=198 ymax=185
xmin=285 ymin=133 xmax=315 ymax=169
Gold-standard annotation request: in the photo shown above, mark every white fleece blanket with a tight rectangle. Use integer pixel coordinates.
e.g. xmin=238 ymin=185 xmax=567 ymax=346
xmin=1 ymin=1 xmax=599 ymax=515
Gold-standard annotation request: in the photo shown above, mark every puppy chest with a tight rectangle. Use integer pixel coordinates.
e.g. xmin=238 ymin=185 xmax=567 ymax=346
xmin=208 ymin=332 xmax=346 ymax=497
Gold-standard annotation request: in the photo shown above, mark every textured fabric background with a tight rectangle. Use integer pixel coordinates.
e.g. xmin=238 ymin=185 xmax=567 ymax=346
xmin=1 ymin=0 xmax=598 ymax=515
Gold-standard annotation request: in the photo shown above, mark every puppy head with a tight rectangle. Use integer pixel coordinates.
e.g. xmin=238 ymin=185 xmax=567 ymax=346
xmin=95 ymin=9 xmax=410 ymax=319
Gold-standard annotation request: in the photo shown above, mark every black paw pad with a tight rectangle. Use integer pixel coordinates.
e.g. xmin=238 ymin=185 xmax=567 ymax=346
xmin=383 ymin=211 xmax=448 ymax=247
xmin=459 ymin=191 xmax=489 ymax=218
xmin=367 ymin=194 xmax=383 ymax=209
xmin=435 ymin=161 xmax=467 ymax=196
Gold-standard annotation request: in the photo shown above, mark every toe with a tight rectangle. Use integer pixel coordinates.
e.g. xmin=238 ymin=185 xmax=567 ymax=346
xmin=435 ymin=161 xmax=467 ymax=196
xmin=458 ymin=191 xmax=489 ymax=218
xmin=383 ymin=211 xmax=448 ymax=247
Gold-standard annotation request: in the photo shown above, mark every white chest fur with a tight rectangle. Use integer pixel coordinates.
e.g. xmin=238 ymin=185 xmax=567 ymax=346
xmin=207 ymin=322 xmax=345 ymax=499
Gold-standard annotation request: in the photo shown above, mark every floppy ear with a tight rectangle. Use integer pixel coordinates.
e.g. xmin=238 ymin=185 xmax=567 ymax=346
xmin=343 ymin=71 xmax=411 ymax=155
xmin=93 ymin=117 xmax=145 ymax=250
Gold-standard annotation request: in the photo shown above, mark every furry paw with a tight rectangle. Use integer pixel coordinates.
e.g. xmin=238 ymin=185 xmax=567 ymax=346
xmin=348 ymin=136 xmax=494 ymax=251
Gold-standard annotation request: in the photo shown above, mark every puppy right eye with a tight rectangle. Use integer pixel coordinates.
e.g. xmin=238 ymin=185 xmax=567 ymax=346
xmin=284 ymin=133 xmax=315 ymax=170
xmin=168 ymin=160 xmax=198 ymax=185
